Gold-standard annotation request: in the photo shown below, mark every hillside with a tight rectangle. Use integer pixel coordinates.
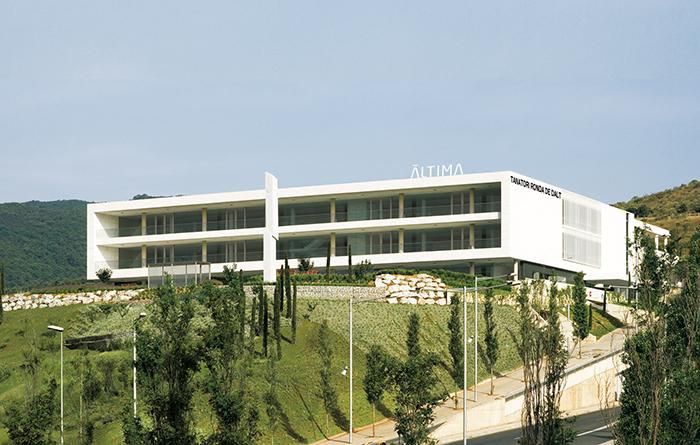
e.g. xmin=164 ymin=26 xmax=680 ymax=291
xmin=614 ymin=179 xmax=700 ymax=245
xmin=0 ymin=298 xmax=522 ymax=444
xmin=0 ymin=200 xmax=88 ymax=291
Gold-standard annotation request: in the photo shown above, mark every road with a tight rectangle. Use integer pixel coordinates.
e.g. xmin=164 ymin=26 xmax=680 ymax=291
xmin=443 ymin=409 xmax=618 ymax=445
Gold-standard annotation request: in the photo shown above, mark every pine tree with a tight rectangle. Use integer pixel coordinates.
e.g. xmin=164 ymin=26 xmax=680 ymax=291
xmin=481 ymin=288 xmax=500 ymax=395
xmin=447 ymin=294 xmax=463 ymax=407
xmin=291 ymin=279 xmax=298 ymax=343
xmin=348 ymin=244 xmax=353 ymax=278
xmin=285 ymin=260 xmax=292 ymax=318
xmin=572 ymin=272 xmax=589 ymax=358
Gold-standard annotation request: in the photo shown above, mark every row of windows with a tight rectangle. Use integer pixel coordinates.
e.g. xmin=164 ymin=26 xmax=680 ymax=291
xmin=114 ymin=225 xmax=502 ymax=268
xmin=113 ymin=188 xmax=501 ymax=237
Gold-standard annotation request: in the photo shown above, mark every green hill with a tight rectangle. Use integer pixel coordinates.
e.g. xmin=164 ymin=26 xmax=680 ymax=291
xmin=0 ymin=200 xmax=88 ymax=291
xmin=614 ymin=179 xmax=700 ymax=245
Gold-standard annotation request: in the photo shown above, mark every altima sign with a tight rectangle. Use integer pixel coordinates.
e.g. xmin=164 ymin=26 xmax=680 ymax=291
xmin=510 ymin=175 xmax=562 ymax=199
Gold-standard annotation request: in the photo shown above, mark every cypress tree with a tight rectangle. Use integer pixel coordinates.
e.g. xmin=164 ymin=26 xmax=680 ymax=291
xmin=291 ymin=279 xmax=298 ymax=344
xmin=571 ymin=272 xmax=589 ymax=358
xmin=278 ymin=268 xmax=285 ymax=316
xmin=482 ymin=288 xmax=500 ymax=395
xmin=237 ymin=269 xmax=246 ymax=346
xmin=447 ymin=294 xmax=463 ymax=406
xmin=285 ymin=260 xmax=292 ymax=318
xmin=406 ymin=312 xmax=421 ymax=359
xmin=262 ymin=288 xmax=269 ymax=357
xmin=325 ymin=243 xmax=331 ymax=277
xmin=348 ymin=244 xmax=353 ymax=278
xmin=250 ymin=295 xmax=257 ymax=339
xmin=273 ymin=281 xmax=282 ymax=360
xmin=364 ymin=344 xmax=390 ymax=437
xmin=257 ymin=282 xmax=265 ymax=336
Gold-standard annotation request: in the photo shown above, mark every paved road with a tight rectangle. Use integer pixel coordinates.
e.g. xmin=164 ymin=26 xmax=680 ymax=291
xmin=443 ymin=409 xmax=618 ymax=445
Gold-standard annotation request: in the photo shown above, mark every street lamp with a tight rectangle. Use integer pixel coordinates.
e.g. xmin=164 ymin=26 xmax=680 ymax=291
xmin=133 ymin=312 xmax=147 ymax=417
xmin=47 ymin=325 xmax=64 ymax=445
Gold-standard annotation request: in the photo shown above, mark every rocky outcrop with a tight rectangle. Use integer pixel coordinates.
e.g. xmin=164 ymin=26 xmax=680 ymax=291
xmin=1 ymin=289 xmax=144 ymax=311
xmin=375 ymin=273 xmax=453 ymax=305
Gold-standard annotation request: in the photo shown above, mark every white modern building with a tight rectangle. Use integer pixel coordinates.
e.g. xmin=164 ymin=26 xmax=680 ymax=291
xmin=86 ymin=171 xmax=668 ymax=286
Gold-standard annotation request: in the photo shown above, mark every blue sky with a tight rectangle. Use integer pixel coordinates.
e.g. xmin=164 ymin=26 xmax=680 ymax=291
xmin=1 ymin=1 xmax=698 ymax=204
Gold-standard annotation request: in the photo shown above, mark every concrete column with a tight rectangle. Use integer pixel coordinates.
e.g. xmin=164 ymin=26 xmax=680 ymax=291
xmin=330 ymin=199 xmax=336 ymax=223
xmin=330 ymin=233 xmax=336 ymax=257
xmin=141 ymin=245 xmax=147 ymax=268
xmin=202 ymin=241 xmax=207 ymax=262
xmin=141 ymin=213 xmax=147 ymax=236
xmin=399 ymin=193 xmax=405 ymax=218
xmin=513 ymin=260 xmax=519 ymax=281
xmin=399 ymin=228 xmax=405 ymax=253
xmin=469 ymin=189 xmax=475 ymax=213
xmin=263 ymin=172 xmax=279 ymax=282
xmin=469 ymin=262 xmax=476 ymax=275
xmin=202 ymin=208 xmax=207 ymax=231
xmin=469 ymin=224 xmax=475 ymax=249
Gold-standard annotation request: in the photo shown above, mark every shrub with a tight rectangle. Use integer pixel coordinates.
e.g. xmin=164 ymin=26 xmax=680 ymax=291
xmin=354 ymin=259 xmax=373 ymax=276
xmin=297 ymin=257 xmax=313 ymax=273
xmin=96 ymin=268 xmax=112 ymax=283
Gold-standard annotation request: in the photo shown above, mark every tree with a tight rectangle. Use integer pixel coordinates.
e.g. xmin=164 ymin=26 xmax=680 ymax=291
xmin=393 ymin=313 xmax=446 ymax=445
xmin=364 ymin=344 xmax=391 ymax=437
xmin=447 ymin=294 xmax=463 ymax=407
xmin=510 ymin=280 xmax=573 ymax=445
xmin=264 ymin=359 xmax=281 ymax=445
xmin=128 ymin=276 xmax=200 ymax=445
xmin=4 ymin=327 xmax=58 ymax=445
xmin=96 ymin=267 xmax=112 ymax=284
xmin=273 ymin=279 xmax=282 ymax=360
xmin=222 ymin=264 xmax=237 ymax=285
xmin=298 ymin=257 xmax=313 ymax=273
xmin=348 ymin=244 xmax=353 ymax=278
xmin=73 ymin=351 xmax=101 ymax=445
xmin=325 ymin=243 xmax=331 ymax=276
xmin=285 ymin=259 xmax=292 ymax=318
xmin=262 ymin=286 xmax=269 ymax=358
xmin=200 ymin=281 xmax=260 ymax=445
xmin=317 ymin=320 xmax=338 ymax=435
xmin=291 ymin=279 xmax=298 ymax=343
xmin=481 ymin=288 xmax=500 ymax=395
xmin=571 ymin=272 xmax=589 ymax=358
xmin=256 ymin=282 xmax=265 ymax=336
xmin=660 ymin=227 xmax=700 ymax=443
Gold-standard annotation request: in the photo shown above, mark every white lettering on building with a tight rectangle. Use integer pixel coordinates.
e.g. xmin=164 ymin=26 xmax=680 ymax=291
xmin=410 ymin=163 xmax=464 ymax=179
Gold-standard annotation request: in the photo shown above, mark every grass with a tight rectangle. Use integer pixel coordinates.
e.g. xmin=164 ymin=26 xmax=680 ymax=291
xmin=589 ymin=306 xmax=624 ymax=339
xmin=0 ymin=296 xmax=522 ymax=444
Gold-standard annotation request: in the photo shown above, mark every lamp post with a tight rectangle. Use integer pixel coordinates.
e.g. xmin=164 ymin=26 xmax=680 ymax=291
xmin=48 ymin=325 xmax=64 ymax=445
xmin=349 ymin=289 xmax=353 ymax=444
xmin=133 ymin=312 xmax=147 ymax=417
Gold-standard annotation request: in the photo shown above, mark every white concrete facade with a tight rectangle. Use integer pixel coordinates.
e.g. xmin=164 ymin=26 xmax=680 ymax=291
xmin=86 ymin=171 xmax=668 ymax=285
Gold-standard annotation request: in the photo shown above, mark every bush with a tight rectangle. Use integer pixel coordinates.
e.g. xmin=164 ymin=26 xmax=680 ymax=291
xmin=0 ymin=362 xmax=11 ymax=383
xmin=96 ymin=268 xmax=112 ymax=283
xmin=297 ymin=257 xmax=313 ymax=273
xmin=354 ymin=259 xmax=373 ymax=276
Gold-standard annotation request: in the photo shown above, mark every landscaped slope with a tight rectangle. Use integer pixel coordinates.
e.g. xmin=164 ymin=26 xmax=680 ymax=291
xmin=0 ymin=298 xmax=521 ymax=444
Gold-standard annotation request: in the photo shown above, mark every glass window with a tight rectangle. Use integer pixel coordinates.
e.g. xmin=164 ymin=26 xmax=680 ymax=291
xmin=118 ymin=248 xmax=142 ymax=269
xmin=279 ymin=202 xmax=330 ymax=226
xmin=147 ymin=246 xmax=173 ymax=265
xmin=336 ymin=231 xmax=399 ymax=255
xmin=207 ymin=239 xmax=263 ymax=263
xmin=277 ymin=236 xmax=329 ymax=259
xmin=118 ymin=216 xmax=141 ymax=237
xmin=207 ymin=207 xmax=265 ymax=230
xmin=474 ymin=224 xmax=501 ymax=248
xmin=173 ymin=244 xmax=202 ymax=263
xmin=335 ymin=197 xmax=399 ymax=222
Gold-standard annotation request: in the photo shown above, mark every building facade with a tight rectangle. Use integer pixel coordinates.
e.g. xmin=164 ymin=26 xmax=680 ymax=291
xmin=86 ymin=171 xmax=668 ymax=285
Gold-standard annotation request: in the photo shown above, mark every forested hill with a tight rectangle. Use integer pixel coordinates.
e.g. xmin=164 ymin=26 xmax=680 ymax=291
xmin=0 ymin=200 xmax=88 ymax=291
xmin=614 ymin=179 xmax=700 ymax=245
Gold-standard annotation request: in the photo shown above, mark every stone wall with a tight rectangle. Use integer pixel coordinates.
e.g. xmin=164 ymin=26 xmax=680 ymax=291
xmin=1 ymin=285 xmax=383 ymax=312
xmin=375 ymin=273 xmax=453 ymax=305
xmin=1 ymin=289 xmax=144 ymax=311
